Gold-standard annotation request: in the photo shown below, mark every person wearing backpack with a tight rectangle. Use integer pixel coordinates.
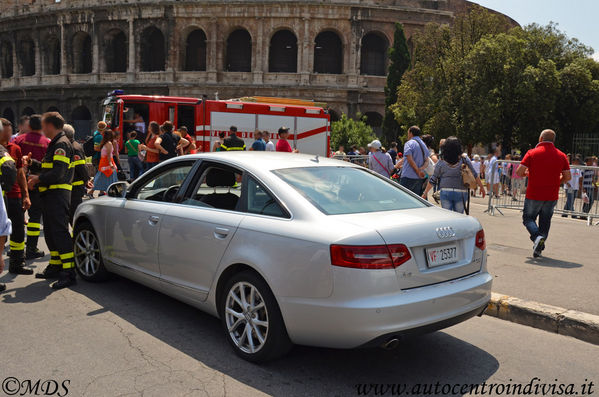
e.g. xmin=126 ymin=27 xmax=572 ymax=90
xmin=125 ymin=131 xmax=143 ymax=180
xmin=400 ymin=126 xmax=430 ymax=196
xmin=422 ymin=136 xmax=486 ymax=214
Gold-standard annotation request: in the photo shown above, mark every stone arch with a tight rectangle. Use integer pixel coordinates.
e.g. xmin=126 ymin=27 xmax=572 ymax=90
xmin=44 ymin=35 xmax=61 ymax=75
xmin=225 ymin=29 xmax=252 ymax=72
xmin=314 ymin=31 xmax=343 ymax=74
xmin=18 ymin=38 xmax=36 ymax=76
xmin=140 ymin=26 xmax=165 ymax=72
xmin=71 ymin=105 xmax=93 ymax=140
xmin=104 ymin=29 xmax=127 ymax=73
xmin=360 ymin=32 xmax=388 ymax=76
xmin=268 ymin=29 xmax=298 ymax=73
xmin=328 ymin=109 xmax=340 ymax=122
xmin=184 ymin=29 xmax=207 ymax=71
xmin=21 ymin=107 xmax=35 ymax=116
xmin=364 ymin=111 xmax=383 ymax=135
xmin=71 ymin=31 xmax=92 ymax=74
xmin=2 ymin=108 xmax=15 ymax=126
xmin=1 ymin=41 xmax=13 ymax=78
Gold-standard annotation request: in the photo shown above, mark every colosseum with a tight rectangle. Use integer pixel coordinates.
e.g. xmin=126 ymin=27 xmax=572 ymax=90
xmin=0 ymin=0 xmax=495 ymax=138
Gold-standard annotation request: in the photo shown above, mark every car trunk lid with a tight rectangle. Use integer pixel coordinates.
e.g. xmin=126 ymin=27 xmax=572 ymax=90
xmin=332 ymin=207 xmax=483 ymax=289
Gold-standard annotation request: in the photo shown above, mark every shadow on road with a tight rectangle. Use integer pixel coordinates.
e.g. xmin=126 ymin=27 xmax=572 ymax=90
xmin=524 ymin=257 xmax=583 ymax=269
xmin=71 ymin=275 xmax=500 ymax=395
xmin=0 ymin=277 xmax=54 ymax=303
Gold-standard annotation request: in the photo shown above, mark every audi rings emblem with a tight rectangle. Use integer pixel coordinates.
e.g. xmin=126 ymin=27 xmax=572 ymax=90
xmin=436 ymin=227 xmax=456 ymax=239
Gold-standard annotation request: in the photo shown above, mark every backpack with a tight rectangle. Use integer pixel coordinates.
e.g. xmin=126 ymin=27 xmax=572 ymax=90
xmin=83 ymin=135 xmax=95 ymax=157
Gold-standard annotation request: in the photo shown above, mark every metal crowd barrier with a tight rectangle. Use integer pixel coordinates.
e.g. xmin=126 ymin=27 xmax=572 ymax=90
xmin=486 ymin=160 xmax=599 ymax=226
xmin=332 ymin=154 xmax=371 ymax=166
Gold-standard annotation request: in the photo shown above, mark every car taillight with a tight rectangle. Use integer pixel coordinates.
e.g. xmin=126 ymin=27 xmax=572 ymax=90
xmin=475 ymin=229 xmax=486 ymax=250
xmin=330 ymin=244 xmax=411 ymax=269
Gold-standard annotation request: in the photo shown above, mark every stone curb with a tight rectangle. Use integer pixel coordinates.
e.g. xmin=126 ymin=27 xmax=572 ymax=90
xmin=485 ymin=292 xmax=599 ymax=345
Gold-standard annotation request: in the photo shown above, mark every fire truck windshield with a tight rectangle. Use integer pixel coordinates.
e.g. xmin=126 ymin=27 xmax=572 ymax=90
xmin=102 ymin=101 xmax=120 ymax=129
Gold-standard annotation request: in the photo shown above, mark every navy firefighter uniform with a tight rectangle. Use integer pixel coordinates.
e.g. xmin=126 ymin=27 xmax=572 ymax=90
xmin=29 ymin=130 xmax=76 ymax=289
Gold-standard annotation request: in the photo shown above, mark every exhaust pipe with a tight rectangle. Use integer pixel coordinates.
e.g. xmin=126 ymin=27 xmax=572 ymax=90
xmin=381 ymin=338 xmax=400 ymax=350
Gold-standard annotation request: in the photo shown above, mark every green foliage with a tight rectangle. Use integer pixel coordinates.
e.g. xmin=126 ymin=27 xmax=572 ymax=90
xmin=383 ymin=23 xmax=411 ymax=144
xmin=331 ymin=113 xmax=376 ymax=150
xmin=390 ymin=5 xmax=599 ymax=152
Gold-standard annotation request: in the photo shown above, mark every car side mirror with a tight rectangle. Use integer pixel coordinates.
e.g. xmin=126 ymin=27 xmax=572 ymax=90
xmin=107 ymin=181 xmax=129 ymax=198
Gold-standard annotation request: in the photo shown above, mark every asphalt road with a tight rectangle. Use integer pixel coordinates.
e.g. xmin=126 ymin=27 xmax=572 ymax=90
xmin=1 ymin=255 xmax=597 ymax=397
xmin=469 ymin=197 xmax=599 ymax=315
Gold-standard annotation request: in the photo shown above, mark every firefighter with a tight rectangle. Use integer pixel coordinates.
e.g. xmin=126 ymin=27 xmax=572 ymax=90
xmin=220 ymin=126 xmax=246 ymax=151
xmin=26 ymin=112 xmax=76 ymax=290
xmin=0 ymin=118 xmax=32 ymax=275
xmin=63 ymin=124 xmax=89 ymax=225
xmin=14 ymin=114 xmax=50 ymax=260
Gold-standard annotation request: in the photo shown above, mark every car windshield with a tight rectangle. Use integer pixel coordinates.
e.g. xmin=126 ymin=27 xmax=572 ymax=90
xmin=273 ymin=166 xmax=427 ymax=215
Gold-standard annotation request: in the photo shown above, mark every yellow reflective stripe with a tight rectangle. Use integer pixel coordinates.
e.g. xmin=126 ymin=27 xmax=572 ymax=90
xmin=49 ymin=259 xmax=62 ymax=265
xmin=226 ymin=147 xmax=245 ymax=151
xmin=62 ymin=262 xmax=75 ymax=269
xmin=27 ymin=230 xmax=41 ymax=236
xmin=72 ymin=180 xmax=84 ymax=186
xmin=9 ymin=240 xmax=25 ymax=250
xmin=72 ymin=159 xmax=86 ymax=166
xmin=60 ymin=252 xmax=74 ymax=260
xmin=27 ymin=223 xmax=41 ymax=229
xmin=50 ymin=251 xmax=59 ymax=256
xmin=42 ymin=162 xmax=54 ymax=168
xmin=0 ymin=155 xmax=14 ymax=167
xmin=39 ymin=184 xmax=72 ymax=192
xmin=53 ymin=155 xmax=71 ymax=165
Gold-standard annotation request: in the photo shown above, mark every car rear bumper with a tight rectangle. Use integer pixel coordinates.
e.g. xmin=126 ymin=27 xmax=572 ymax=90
xmin=278 ymin=271 xmax=493 ymax=349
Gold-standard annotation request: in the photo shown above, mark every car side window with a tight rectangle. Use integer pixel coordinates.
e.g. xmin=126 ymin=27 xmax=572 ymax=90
xmin=246 ymin=177 xmax=288 ymax=218
xmin=135 ymin=164 xmax=193 ymax=202
xmin=181 ymin=166 xmax=243 ymax=211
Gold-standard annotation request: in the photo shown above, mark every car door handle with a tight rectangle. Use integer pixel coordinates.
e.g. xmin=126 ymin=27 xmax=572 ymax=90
xmin=214 ymin=227 xmax=230 ymax=239
xmin=148 ymin=216 xmax=160 ymax=226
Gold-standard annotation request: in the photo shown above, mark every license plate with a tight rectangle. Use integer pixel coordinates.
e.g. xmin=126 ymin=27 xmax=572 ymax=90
xmin=426 ymin=245 xmax=458 ymax=267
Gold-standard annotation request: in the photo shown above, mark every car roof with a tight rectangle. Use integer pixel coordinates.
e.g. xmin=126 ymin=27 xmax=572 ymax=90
xmin=182 ymin=152 xmax=359 ymax=174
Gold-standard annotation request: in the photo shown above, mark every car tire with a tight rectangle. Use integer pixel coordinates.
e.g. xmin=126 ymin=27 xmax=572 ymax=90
xmin=73 ymin=221 xmax=109 ymax=282
xmin=219 ymin=270 xmax=292 ymax=363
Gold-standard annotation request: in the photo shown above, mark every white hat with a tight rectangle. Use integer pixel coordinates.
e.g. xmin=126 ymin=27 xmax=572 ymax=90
xmin=368 ymin=139 xmax=382 ymax=149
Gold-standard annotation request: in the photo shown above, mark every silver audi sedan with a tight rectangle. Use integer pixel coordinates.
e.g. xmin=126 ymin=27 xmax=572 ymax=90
xmin=73 ymin=152 xmax=491 ymax=362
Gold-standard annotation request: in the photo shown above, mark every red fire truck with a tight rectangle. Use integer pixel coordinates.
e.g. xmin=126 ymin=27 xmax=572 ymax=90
xmin=101 ymin=90 xmax=331 ymax=156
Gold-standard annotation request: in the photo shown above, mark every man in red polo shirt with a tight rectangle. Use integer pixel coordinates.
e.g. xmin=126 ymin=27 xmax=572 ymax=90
xmin=14 ymin=114 xmax=50 ymax=259
xmin=275 ymin=126 xmax=298 ymax=153
xmin=516 ymin=129 xmax=570 ymax=258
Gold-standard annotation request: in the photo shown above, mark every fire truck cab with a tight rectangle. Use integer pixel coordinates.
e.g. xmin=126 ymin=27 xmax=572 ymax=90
xmin=101 ymin=90 xmax=331 ymax=156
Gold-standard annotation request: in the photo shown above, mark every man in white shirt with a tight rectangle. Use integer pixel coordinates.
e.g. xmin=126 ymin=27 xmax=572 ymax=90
xmin=563 ymin=156 xmax=582 ymax=217
xmin=263 ymin=131 xmax=275 ymax=152
xmin=487 ymin=148 xmax=501 ymax=197
xmin=0 ymin=183 xmax=12 ymax=292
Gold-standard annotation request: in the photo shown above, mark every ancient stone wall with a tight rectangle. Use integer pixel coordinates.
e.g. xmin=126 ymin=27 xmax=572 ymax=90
xmin=0 ymin=0 xmax=500 ymax=138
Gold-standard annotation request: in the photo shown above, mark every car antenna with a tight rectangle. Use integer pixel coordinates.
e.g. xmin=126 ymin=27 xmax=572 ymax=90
xmin=311 ymin=155 xmax=319 ymax=163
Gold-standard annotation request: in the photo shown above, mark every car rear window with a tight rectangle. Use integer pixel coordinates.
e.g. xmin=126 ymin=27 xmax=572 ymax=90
xmin=273 ymin=166 xmax=427 ymax=215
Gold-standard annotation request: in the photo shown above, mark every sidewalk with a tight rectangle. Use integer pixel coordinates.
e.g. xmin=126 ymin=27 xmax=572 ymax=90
xmin=469 ymin=196 xmax=599 ymax=315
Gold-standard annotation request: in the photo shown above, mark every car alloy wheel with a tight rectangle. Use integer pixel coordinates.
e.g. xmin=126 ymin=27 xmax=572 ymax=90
xmin=225 ymin=281 xmax=269 ymax=354
xmin=73 ymin=222 xmax=108 ymax=281
xmin=75 ymin=229 xmax=101 ymax=277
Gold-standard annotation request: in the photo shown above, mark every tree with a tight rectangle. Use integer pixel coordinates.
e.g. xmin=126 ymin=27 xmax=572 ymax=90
xmin=331 ymin=113 xmax=376 ymax=151
xmin=390 ymin=5 xmax=599 ymax=152
xmin=382 ymin=23 xmax=411 ymax=144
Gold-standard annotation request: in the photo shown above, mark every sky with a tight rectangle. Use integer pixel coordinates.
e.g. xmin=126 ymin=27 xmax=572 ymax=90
xmin=473 ymin=0 xmax=599 ymax=60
